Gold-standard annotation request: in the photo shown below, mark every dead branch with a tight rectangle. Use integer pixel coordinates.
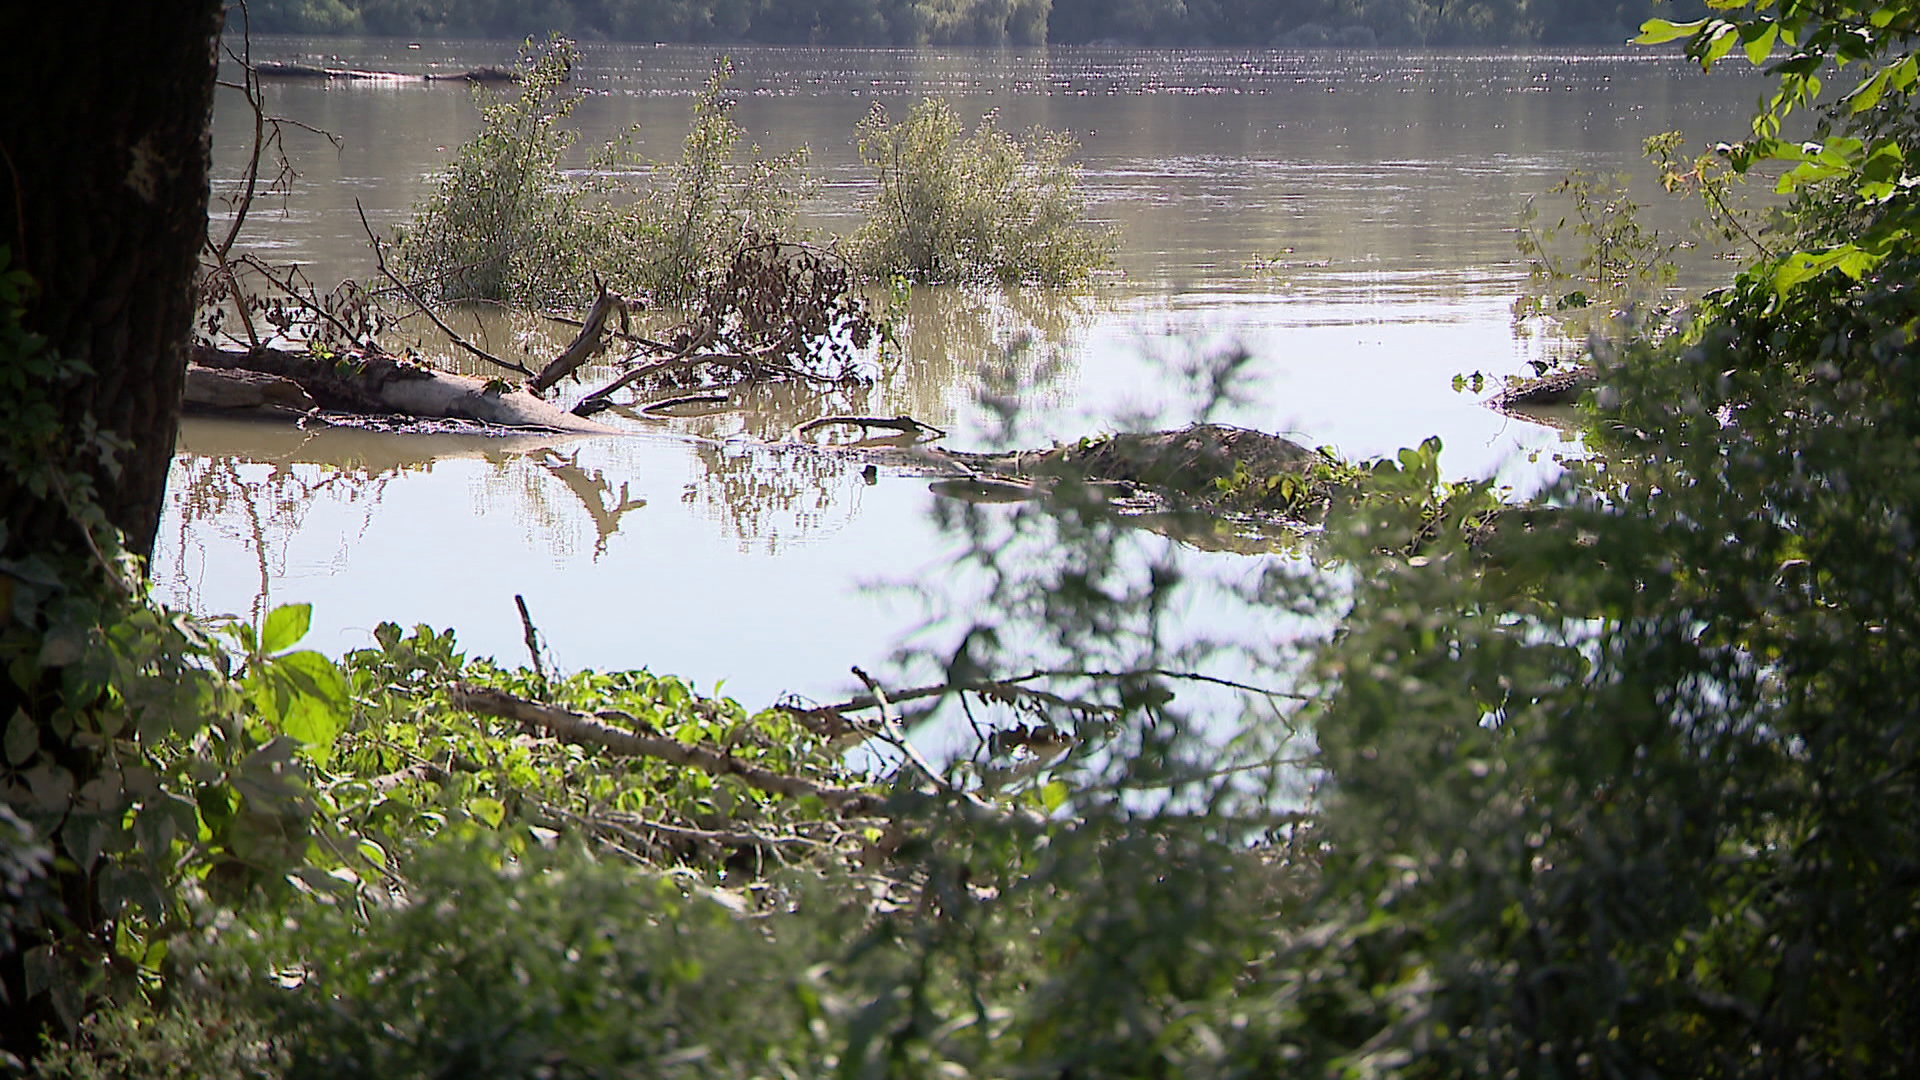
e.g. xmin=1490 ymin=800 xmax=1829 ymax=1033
xmin=794 ymin=415 xmax=947 ymax=442
xmin=529 ymin=278 xmax=631 ymax=394
xmin=231 ymin=254 xmax=369 ymax=347
xmin=852 ymin=667 xmax=998 ymax=813
xmin=571 ymin=350 xmax=750 ymax=415
xmin=808 ymin=665 xmax=1310 ymax=717
xmin=449 ymin=683 xmax=885 ymax=814
xmin=514 ymin=594 xmax=545 ymax=680
xmin=639 ymin=393 xmax=732 ymax=417
xmin=355 ymin=199 xmax=534 ymax=379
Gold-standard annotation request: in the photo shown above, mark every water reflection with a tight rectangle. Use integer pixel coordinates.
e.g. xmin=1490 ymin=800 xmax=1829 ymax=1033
xmin=164 ymin=39 xmax=1765 ymax=702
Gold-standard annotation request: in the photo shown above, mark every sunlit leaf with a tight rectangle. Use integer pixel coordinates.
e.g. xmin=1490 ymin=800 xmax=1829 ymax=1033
xmin=261 ymin=603 xmax=313 ymax=655
xmin=1042 ymin=780 xmax=1071 ymax=813
xmin=1634 ymin=17 xmax=1706 ymax=45
xmin=469 ymin=796 xmax=507 ymax=828
xmin=266 ymin=650 xmax=351 ymax=767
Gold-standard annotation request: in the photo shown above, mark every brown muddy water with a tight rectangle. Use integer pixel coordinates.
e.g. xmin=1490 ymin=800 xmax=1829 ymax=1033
xmin=157 ymin=39 xmax=1772 ymax=706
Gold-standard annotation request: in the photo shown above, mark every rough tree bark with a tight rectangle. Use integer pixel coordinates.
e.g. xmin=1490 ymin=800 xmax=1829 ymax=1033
xmin=0 ymin=3 xmax=225 ymax=1065
xmin=0 ymin=4 xmax=222 ymax=564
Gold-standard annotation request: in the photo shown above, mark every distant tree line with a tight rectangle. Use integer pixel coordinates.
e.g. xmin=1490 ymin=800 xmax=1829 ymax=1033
xmin=244 ymin=0 xmax=1711 ymax=48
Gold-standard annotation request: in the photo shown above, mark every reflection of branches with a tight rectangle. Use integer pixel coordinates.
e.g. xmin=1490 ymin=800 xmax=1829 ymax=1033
xmin=162 ymin=448 xmax=396 ymax=617
xmin=531 ymin=448 xmax=647 ymax=556
xmin=685 ymin=439 xmax=866 ymax=551
xmin=202 ymin=4 xmax=345 ymax=350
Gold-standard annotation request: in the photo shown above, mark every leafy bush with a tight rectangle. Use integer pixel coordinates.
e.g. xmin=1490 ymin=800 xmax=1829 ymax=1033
xmin=847 ymin=98 xmax=1113 ymax=285
xmin=395 ymin=37 xmax=591 ymax=306
xmin=398 ymin=50 xmax=808 ymax=310
xmin=227 ymin=837 xmax=834 ymax=1080
xmin=604 ymin=57 xmax=811 ymax=305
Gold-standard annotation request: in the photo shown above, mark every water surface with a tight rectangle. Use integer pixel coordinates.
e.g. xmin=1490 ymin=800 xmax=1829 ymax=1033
xmin=159 ymin=40 xmax=1771 ymax=704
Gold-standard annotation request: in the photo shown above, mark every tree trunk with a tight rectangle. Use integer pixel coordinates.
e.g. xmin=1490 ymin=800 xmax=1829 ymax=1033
xmin=0 ymin=4 xmax=223 ymax=1065
xmin=0 ymin=4 xmax=222 ymax=564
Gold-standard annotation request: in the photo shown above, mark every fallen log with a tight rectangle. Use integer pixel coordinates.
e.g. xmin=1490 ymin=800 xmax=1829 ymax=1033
xmin=254 ymin=60 xmax=521 ymax=83
xmin=1487 ymin=365 xmax=1595 ymax=411
xmin=183 ymin=364 xmax=316 ymax=417
xmin=191 ymin=344 xmax=621 ymax=435
xmin=933 ymin=423 xmax=1316 ymax=514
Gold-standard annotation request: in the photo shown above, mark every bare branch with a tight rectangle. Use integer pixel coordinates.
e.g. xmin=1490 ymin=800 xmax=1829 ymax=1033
xmin=355 ymin=198 xmax=534 ymax=379
xmin=529 ymin=278 xmax=631 ymax=394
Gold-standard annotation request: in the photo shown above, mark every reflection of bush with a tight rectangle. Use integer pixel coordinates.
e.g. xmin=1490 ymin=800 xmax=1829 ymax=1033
xmin=687 ymin=437 xmax=870 ymax=551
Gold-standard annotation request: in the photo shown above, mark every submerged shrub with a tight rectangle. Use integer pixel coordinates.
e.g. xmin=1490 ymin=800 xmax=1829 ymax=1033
xmin=603 ymin=57 xmax=811 ymax=305
xmin=395 ymin=37 xmax=590 ymax=306
xmin=398 ymin=50 xmax=808 ymax=309
xmin=848 ymin=98 xmax=1113 ymax=285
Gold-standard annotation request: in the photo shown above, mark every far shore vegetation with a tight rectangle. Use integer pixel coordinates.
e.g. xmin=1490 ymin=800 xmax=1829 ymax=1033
xmin=245 ymin=0 xmax=1719 ymax=48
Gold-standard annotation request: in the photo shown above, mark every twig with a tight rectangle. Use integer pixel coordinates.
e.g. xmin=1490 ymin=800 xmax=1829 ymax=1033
xmin=794 ymin=414 xmax=947 ymax=442
xmin=852 ymin=667 xmax=992 ymax=811
xmin=354 ymin=198 xmax=534 ymax=378
xmin=449 ymin=684 xmax=885 ymax=814
xmin=514 ymin=594 xmax=545 ymax=680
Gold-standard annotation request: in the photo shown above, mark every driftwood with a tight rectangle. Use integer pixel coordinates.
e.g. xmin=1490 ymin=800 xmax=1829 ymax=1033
xmin=639 ymin=393 xmax=731 ymax=418
xmin=530 ymin=281 xmax=630 ymax=394
xmin=448 ymin=684 xmax=885 ymax=814
xmin=793 ymin=415 xmax=947 ymax=443
xmin=183 ymin=365 xmax=316 ymax=417
xmin=1487 ymin=366 xmax=1595 ymax=411
xmin=255 ymin=60 xmax=521 ymax=83
xmin=191 ymin=344 xmax=620 ymax=434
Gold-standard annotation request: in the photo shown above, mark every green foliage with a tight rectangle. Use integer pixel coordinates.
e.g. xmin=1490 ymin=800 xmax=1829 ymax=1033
xmin=395 ymin=38 xmax=591 ymax=306
xmin=228 ymin=837 xmax=834 ymax=1079
xmin=398 ymin=50 xmax=808 ymax=309
xmin=848 ymin=98 xmax=1113 ymax=286
xmin=599 ymin=57 xmax=811 ymax=305
xmin=325 ymin=622 xmax=863 ymax=868
xmin=1512 ymin=166 xmax=1685 ymax=337
xmin=1637 ymin=0 xmax=1919 ymax=298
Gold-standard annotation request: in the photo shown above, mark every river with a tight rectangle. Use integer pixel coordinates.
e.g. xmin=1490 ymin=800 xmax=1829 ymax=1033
xmin=157 ymin=38 xmax=1771 ymax=708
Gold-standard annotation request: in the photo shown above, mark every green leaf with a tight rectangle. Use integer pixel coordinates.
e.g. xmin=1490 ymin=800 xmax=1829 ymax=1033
xmin=261 ymin=603 xmax=313 ymax=655
xmin=1743 ymin=23 xmax=1779 ymax=66
xmin=1772 ymin=244 xmax=1878 ymax=295
xmin=265 ymin=650 xmax=351 ymax=767
xmin=4 ymin=709 xmax=37 ymax=766
xmin=1702 ymin=21 xmax=1742 ymax=66
xmin=1634 ymin=17 xmax=1705 ymax=45
xmin=1845 ymin=66 xmax=1892 ymax=113
xmin=469 ymin=796 xmax=507 ymax=828
xmin=1041 ymin=780 xmax=1071 ymax=813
